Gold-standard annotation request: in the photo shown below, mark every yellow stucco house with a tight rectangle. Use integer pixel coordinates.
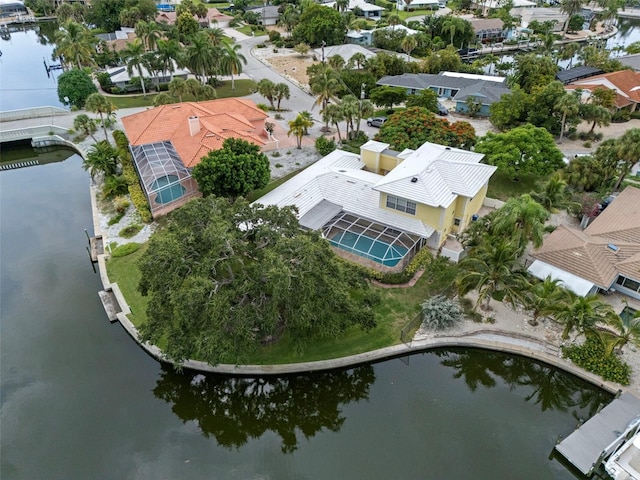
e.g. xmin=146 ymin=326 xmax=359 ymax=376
xmin=256 ymin=140 xmax=496 ymax=269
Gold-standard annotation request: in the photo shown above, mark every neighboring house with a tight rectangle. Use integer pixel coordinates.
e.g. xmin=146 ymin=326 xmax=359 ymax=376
xmin=565 ymin=69 xmax=640 ymax=112
xmin=105 ymin=62 xmax=190 ymax=90
xmin=377 ymin=72 xmax=510 ymax=116
xmin=346 ymin=24 xmax=420 ymax=46
xmin=122 ymin=98 xmax=276 ymax=217
xmin=472 ymin=0 xmax=534 ymax=15
xmin=528 ymin=186 xmax=640 ymax=300
xmin=555 ymin=66 xmax=603 ymax=85
xmin=323 ymin=0 xmax=385 ymax=18
xmin=511 ymin=7 xmax=567 ymax=31
xmin=95 ymin=28 xmax=137 ymax=53
xmin=619 ymin=53 xmax=640 ymax=72
xmin=314 ymin=43 xmax=377 ymax=63
xmin=1 ymin=0 xmax=28 ymax=17
xmin=122 ymin=98 xmax=275 ymax=168
xmin=156 ymin=7 xmax=233 ymax=28
xmin=245 ymin=5 xmax=279 ymax=26
xmin=468 ymin=18 xmax=506 ymax=43
xmin=396 ymin=0 xmax=439 ymax=11
xmin=256 ymin=140 xmax=496 ymax=271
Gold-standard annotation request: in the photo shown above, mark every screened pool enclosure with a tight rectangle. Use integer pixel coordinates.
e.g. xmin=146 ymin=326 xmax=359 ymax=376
xmin=130 ymin=141 xmax=200 ymax=217
xmin=322 ymin=212 xmax=425 ymax=268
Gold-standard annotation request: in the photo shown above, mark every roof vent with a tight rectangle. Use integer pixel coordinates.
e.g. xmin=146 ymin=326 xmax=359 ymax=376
xmin=411 ymin=177 xmax=418 ymax=183
xmin=607 ymin=243 xmax=619 ymax=253
xmin=445 ymin=147 xmax=451 ymax=150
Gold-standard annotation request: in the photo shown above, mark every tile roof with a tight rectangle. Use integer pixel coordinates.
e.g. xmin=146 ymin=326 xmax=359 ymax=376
xmin=531 ymin=187 xmax=640 ymax=289
xmin=372 ymin=142 xmax=496 ymax=207
xmin=121 ymin=99 xmax=268 ymax=168
xmin=566 ymin=70 xmax=640 ymax=108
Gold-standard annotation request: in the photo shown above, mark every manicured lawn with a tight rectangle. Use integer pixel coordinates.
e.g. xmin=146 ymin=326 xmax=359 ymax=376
xmin=107 ymin=79 xmax=256 ymax=109
xmin=236 ymin=25 xmax=267 ymax=36
xmin=396 ymin=8 xmax=437 ymax=21
xmin=487 ymin=170 xmax=545 ymax=201
xmin=105 ymin=240 xmax=461 ymax=365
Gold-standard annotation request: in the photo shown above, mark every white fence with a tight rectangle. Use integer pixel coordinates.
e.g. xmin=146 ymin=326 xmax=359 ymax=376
xmin=0 ymin=106 xmax=70 ymax=122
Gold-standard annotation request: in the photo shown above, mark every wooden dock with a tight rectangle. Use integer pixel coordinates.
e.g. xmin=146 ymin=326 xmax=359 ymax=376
xmin=89 ymin=235 xmax=103 ymax=262
xmin=555 ymin=392 xmax=640 ymax=476
xmin=98 ymin=289 xmax=122 ymax=323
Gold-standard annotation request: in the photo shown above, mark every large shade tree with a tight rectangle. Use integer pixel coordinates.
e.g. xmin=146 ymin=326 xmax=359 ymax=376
xmin=137 ymin=197 xmax=378 ymax=365
xmin=53 ymin=21 xmax=97 ymax=69
xmin=57 ymin=68 xmax=98 ymax=108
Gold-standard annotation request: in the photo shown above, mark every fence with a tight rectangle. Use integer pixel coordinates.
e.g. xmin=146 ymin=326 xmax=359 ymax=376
xmin=0 ymin=106 xmax=69 ymax=122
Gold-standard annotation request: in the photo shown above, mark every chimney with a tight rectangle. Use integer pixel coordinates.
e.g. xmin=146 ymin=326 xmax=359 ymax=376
xmin=188 ymin=116 xmax=200 ymax=136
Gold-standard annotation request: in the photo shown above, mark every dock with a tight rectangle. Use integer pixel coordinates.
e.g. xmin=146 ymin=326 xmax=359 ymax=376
xmin=555 ymin=392 xmax=640 ymax=476
xmin=89 ymin=235 xmax=103 ymax=262
xmin=98 ymin=289 xmax=122 ymax=322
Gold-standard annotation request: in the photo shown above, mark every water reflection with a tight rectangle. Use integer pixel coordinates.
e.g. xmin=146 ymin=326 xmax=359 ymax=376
xmin=153 ymin=364 xmax=376 ymax=453
xmin=437 ymin=349 xmax=611 ymax=418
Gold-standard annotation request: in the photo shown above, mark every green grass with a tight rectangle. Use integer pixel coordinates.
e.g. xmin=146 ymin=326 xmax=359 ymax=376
xmin=236 ymin=25 xmax=267 ymax=36
xmin=105 ymin=243 xmax=149 ymax=327
xmin=105 ymin=240 xmax=462 ymax=365
xmin=396 ymin=8 xmax=437 ymax=21
xmin=106 ymin=79 xmax=256 ymax=109
xmin=486 ymin=170 xmax=545 ymax=201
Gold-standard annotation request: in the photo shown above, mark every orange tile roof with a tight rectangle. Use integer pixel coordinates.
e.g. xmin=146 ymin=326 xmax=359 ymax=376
xmin=566 ymin=69 xmax=640 ymax=108
xmin=121 ymin=99 xmax=268 ymax=168
xmin=531 ymin=187 xmax=640 ymax=288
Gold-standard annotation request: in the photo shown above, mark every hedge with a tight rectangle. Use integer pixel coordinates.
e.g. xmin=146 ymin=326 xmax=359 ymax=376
xmin=562 ymin=335 xmax=631 ymax=385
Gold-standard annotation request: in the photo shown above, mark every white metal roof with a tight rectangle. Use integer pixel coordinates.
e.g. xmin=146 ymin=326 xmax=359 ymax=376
xmin=527 ymin=260 xmax=596 ymax=297
xmin=372 ymin=142 xmax=495 ymax=208
xmin=107 ymin=61 xmax=190 ymax=82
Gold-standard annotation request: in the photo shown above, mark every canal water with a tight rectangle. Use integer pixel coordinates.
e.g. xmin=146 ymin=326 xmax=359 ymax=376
xmin=0 ymin=24 xmax=625 ymax=480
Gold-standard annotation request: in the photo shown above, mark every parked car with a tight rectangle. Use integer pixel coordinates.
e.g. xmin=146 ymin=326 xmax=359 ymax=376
xmin=366 ymin=117 xmax=387 ymax=127
xmin=436 ymin=102 xmax=449 ymax=116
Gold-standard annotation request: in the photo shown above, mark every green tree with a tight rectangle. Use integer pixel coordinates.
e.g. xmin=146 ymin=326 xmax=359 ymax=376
xmin=53 ymin=21 xmax=96 ymax=69
xmin=221 ymin=42 xmax=246 ymax=91
xmin=349 ymin=52 xmax=367 ymax=69
xmin=456 ymin=240 xmax=529 ymax=311
xmin=489 ymin=86 xmax=531 ymax=131
xmin=121 ymin=39 xmax=150 ymax=97
xmin=85 ymin=93 xmax=118 ymax=142
xmin=513 ymin=54 xmax=558 ymax=94
xmin=405 ymin=89 xmax=438 ymax=112
xmin=560 ymin=0 xmax=585 ymax=32
xmin=86 ymin=0 xmax=125 ymax=32
xmin=549 ymin=293 xmax=614 ymax=340
xmin=322 ymin=103 xmax=345 ymax=142
xmin=474 ymin=124 xmax=565 ymax=180
xmin=137 ymin=197 xmax=378 ymax=364
xmin=401 ymin=35 xmax=418 ymax=60
xmin=73 ymin=114 xmax=98 ymax=142
xmin=491 ymin=193 xmax=550 ymax=251
xmin=257 ymin=78 xmax=276 ymax=110
xmin=613 ymin=128 xmax=640 ymax=191
xmin=176 ymin=11 xmax=201 ymax=40
xmin=522 ymin=277 xmax=570 ymax=326
xmin=273 ymin=83 xmax=290 ymax=111
xmin=155 ymin=38 xmax=181 ymax=82
xmin=57 ymin=68 xmax=98 ymax=109
xmin=369 ymin=86 xmax=407 ymax=112
xmin=192 ymin=138 xmax=270 ymax=198
xmin=531 ymin=173 xmax=577 ymax=213
xmin=183 ymin=31 xmax=220 ymax=83
xmin=169 ymin=77 xmax=189 ymax=102
xmin=83 ymin=140 xmax=120 ymax=179
xmin=600 ymin=309 xmax=640 ymax=356
xmin=554 ymin=91 xmax=581 ymax=143
xmin=292 ymin=4 xmax=346 ymax=46
xmin=135 ymin=19 xmax=161 ymax=51
xmin=288 ymin=114 xmax=313 ymax=149
xmin=310 ymin=66 xmax=341 ymax=129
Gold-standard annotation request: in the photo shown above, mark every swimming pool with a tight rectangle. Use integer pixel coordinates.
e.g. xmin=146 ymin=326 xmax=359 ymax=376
xmin=330 ymin=231 xmax=408 ymax=267
xmin=150 ymin=175 xmax=186 ymax=205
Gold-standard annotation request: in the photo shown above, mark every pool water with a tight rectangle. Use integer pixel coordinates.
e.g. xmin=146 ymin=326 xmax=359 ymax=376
xmin=330 ymin=231 xmax=408 ymax=267
xmin=150 ymin=175 xmax=186 ymax=204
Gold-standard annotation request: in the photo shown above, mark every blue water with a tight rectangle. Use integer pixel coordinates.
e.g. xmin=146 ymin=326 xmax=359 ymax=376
xmin=330 ymin=231 xmax=408 ymax=267
xmin=150 ymin=175 xmax=186 ymax=204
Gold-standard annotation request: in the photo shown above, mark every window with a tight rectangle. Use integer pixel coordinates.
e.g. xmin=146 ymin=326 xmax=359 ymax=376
xmin=386 ymin=195 xmax=416 ymax=215
xmin=454 ymin=218 xmax=461 ymax=226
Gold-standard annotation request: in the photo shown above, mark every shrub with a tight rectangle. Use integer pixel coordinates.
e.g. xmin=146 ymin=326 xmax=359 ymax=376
xmin=275 ymin=163 xmax=283 ymax=168
xmin=119 ymin=223 xmax=143 ymax=238
xmin=583 ymin=141 xmax=592 ymax=148
xmin=256 ymin=43 xmax=267 ymax=48
xmin=111 ymin=242 xmax=141 ymax=257
xmin=562 ymin=334 xmax=631 ymax=385
xmin=274 ymin=113 xmax=284 ymax=120
xmin=612 ymin=109 xmax=631 ymax=123
xmin=274 ymin=40 xmax=284 ymax=48
xmin=272 ymin=151 xmax=281 ymax=157
xmin=268 ymin=30 xmax=281 ymax=42
xmin=108 ymin=212 xmax=125 ymax=226
xmin=421 ymin=295 xmax=464 ymax=331
xmin=113 ymin=196 xmax=130 ymax=214
xmin=315 ymin=136 xmax=337 ymax=156
xmin=256 ymin=103 xmax=269 ymax=111
xmin=102 ymin=175 xmax=129 ymax=199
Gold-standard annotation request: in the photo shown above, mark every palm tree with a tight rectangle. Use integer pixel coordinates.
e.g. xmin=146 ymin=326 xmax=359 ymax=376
xmin=336 ymin=0 xmax=349 ymax=13
xmin=169 ymin=77 xmax=189 ymax=102
xmin=288 ymin=114 xmax=312 ymax=149
xmin=560 ymin=0 xmax=585 ymax=33
xmin=121 ymin=39 xmax=150 ymax=98
xmin=555 ymin=92 xmax=581 ymax=143
xmin=85 ymin=93 xmax=118 ymax=142
xmin=322 ymin=103 xmax=345 ymax=142
xmin=83 ymin=140 xmax=120 ymax=179
xmin=456 ymin=240 xmax=529 ymax=311
xmin=599 ymin=308 xmax=640 ymax=355
xmin=388 ymin=14 xmax=401 ymax=31
xmin=206 ymin=27 xmax=226 ymax=46
xmin=183 ymin=31 xmax=219 ymax=83
xmin=73 ymin=114 xmax=98 ymax=142
xmin=491 ymin=194 xmax=549 ymax=252
xmin=531 ymin=172 xmax=578 ymax=213
xmin=221 ymin=42 xmax=246 ymax=91
xmin=522 ymin=276 xmax=571 ymax=326
xmin=273 ymin=83 xmax=290 ymax=111
xmin=549 ymin=293 xmax=614 ymax=340
xmin=310 ymin=67 xmax=340 ymax=129
xmin=340 ymin=95 xmax=359 ymax=139
xmin=559 ymin=42 xmax=580 ymax=68
xmin=613 ymin=128 xmax=640 ymax=191
xmin=135 ymin=20 xmax=161 ymax=51
xmin=54 ymin=21 xmax=96 ymax=69
xmin=349 ymin=52 xmax=366 ymax=70
xmin=155 ymin=39 xmax=181 ymax=82
xmin=401 ymin=35 xmax=418 ymax=61
xmin=257 ymin=78 xmax=276 ymax=110
xmin=328 ymin=55 xmax=345 ymax=71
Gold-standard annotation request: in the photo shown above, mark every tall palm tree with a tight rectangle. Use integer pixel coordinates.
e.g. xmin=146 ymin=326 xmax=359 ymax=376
xmin=221 ymin=42 xmax=246 ymax=91
xmin=441 ymin=17 xmax=458 ymax=46
xmin=530 ymin=172 xmax=577 ymax=213
xmin=310 ymin=66 xmax=340 ymax=129
xmin=613 ymin=128 xmax=640 ymax=191
xmin=273 ymin=83 xmax=290 ymax=111
xmin=599 ymin=308 xmax=640 ymax=355
xmin=288 ymin=114 xmax=312 ymax=149
xmin=155 ymin=39 xmax=181 ymax=82
xmin=73 ymin=114 xmax=98 ymax=142
xmin=135 ymin=20 xmax=161 ymax=51
xmin=401 ymin=35 xmax=418 ymax=60
xmin=183 ymin=31 xmax=219 ymax=83
xmin=121 ymin=39 xmax=150 ymax=98
xmin=522 ymin=276 xmax=571 ymax=326
xmin=169 ymin=77 xmax=189 ymax=102
xmin=555 ymin=92 xmax=581 ymax=143
xmin=54 ymin=21 xmax=96 ymax=69
xmin=549 ymin=293 xmax=614 ymax=340
xmin=85 ymin=93 xmax=118 ymax=142
xmin=206 ymin=27 xmax=226 ymax=47
xmin=456 ymin=240 xmax=529 ymax=311
xmin=257 ymin=78 xmax=276 ymax=110
xmin=349 ymin=52 xmax=366 ymax=70
xmin=83 ymin=141 xmax=120 ymax=179
xmin=336 ymin=0 xmax=349 ymax=13
xmin=322 ymin=103 xmax=345 ymax=142
xmin=560 ymin=0 xmax=585 ymax=33
xmin=491 ymin=194 xmax=549 ymax=252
